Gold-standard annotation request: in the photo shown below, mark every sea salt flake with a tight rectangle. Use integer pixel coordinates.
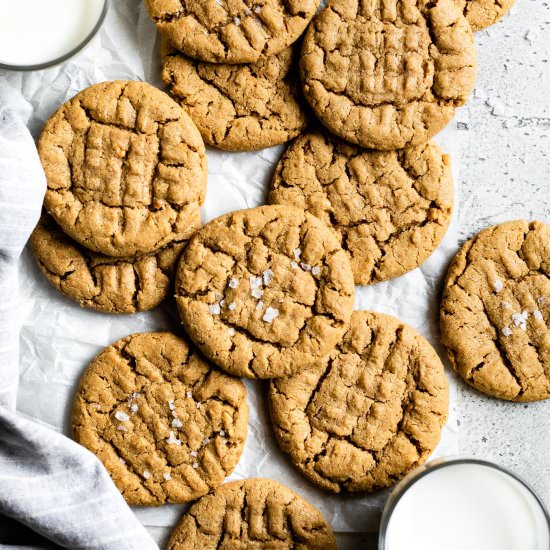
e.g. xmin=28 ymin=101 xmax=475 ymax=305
xmin=290 ymin=261 xmax=299 ymax=269
xmin=493 ymin=279 xmax=504 ymax=292
xmin=300 ymin=262 xmax=312 ymax=272
xmin=311 ymin=266 xmax=321 ymax=276
xmin=119 ymin=457 xmax=126 ymax=464
xmin=228 ymin=302 xmax=237 ymax=311
xmin=254 ymin=5 xmax=261 ymax=13
xmin=172 ymin=418 xmax=183 ymax=428
xmin=196 ymin=402 xmax=201 ymax=409
xmin=115 ymin=411 xmax=130 ymax=422
xmin=167 ymin=431 xmax=182 ymax=445
xmin=256 ymin=300 xmax=264 ymax=311
xmin=229 ymin=278 xmax=240 ymax=289
xmin=131 ymin=392 xmax=141 ymax=399
xmin=209 ymin=303 xmax=221 ymax=315
xmin=203 ymin=437 xmax=210 ymax=445
xmin=163 ymin=472 xmax=171 ymax=481
xmin=501 ymin=301 xmax=511 ymax=310
xmin=219 ymin=430 xmax=226 ymax=437
xmin=502 ymin=326 xmax=513 ymax=337
xmin=293 ymin=248 xmax=301 ymax=259
xmin=511 ymin=310 xmax=529 ymax=330
xmin=117 ymin=425 xmax=128 ymax=432
xmin=220 ymin=300 xmax=225 ymax=307
xmin=143 ymin=470 xmax=151 ymax=479
xmin=215 ymin=292 xmax=223 ymax=300
xmin=168 ymin=400 xmax=175 ymax=410
xmin=228 ymin=328 xmax=236 ymax=336
xmin=533 ymin=310 xmax=543 ymax=321
xmin=191 ymin=451 xmax=198 ymax=457
xmin=252 ymin=288 xmax=264 ymax=299
xmin=192 ymin=462 xmax=199 ymax=469
xmin=233 ymin=16 xmax=241 ymax=25
xmin=130 ymin=404 xmax=138 ymax=413
xmin=186 ymin=391 xmax=192 ymax=398
xmin=263 ymin=269 xmax=274 ymax=285
xmin=263 ymin=307 xmax=279 ymax=323
xmin=538 ymin=296 xmax=546 ymax=304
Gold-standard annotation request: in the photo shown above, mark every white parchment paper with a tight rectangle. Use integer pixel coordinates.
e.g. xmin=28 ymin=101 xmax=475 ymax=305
xmin=2 ymin=0 xmax=461 ymax=533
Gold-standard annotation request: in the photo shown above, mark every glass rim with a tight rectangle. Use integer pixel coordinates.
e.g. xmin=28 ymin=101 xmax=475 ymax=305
xmin=378 ymin=456 xmax=550 ymax=550
xmin=0 ymin=0 xmax=109 ymax=72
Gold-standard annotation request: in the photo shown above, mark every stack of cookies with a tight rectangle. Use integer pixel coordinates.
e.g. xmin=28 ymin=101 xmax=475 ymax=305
xmin=30 ymin=0 xmax=546 ymax=548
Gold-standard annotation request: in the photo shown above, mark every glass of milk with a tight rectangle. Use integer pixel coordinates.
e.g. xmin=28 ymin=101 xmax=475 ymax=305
xmin=380 ymin=458 xmax=550 ymax=550
xmin=0 ymin=0 xmax=107 ymax=70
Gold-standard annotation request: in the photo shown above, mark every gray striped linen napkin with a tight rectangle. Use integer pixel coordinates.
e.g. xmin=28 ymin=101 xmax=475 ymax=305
xmin=0 ymin=105 xmax=158 ymax=550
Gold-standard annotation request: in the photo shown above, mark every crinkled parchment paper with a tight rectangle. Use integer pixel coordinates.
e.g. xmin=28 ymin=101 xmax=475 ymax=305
xmin=1 ymin=0 xmax=461 ymax=533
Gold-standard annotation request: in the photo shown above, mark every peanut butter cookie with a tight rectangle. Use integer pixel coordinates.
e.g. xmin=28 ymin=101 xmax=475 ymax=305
xmin=441 ymin=221 xmax=550 ymax=402
xmin=38 ymin=80 xmax=207 ymax=258
xmin=270 ymin=131 xmax=454 ymax=285
xmin=30 ymin=215 xmax=191 ymax=314
xmin=269 ymin=311 xmax=449 ymax=493
xmin=301 ymin=0 xmax=477 ymax=150
xmin=72 ymin=332 xmax=248 ymax=506
xmin=161 ymin=42 xmax=308 ymax=151
xmin=146 ymin=0 xmax=320 ymax=64
xmin=175 ymin=205 xmax=355 ymax=379
xmin=167 ymin=479 xmax=337 ymax=550
xmin=455 ymin=0 xmax=515 ymax=31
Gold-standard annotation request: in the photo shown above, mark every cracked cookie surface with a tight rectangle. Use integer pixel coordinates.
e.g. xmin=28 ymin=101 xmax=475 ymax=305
xmin=72 ymin=332 xmax=248 ymax=506
xmin=30 ymin=215 xmax=191 ymax=314
xmin=440 ymin=221 xmax=550 ymax=402
xmin=269 ymin=311 xmax=449 ymax=493
xmin=454 ymin=0 xmax=515 ymax=31
xmin=39 ymin=80 xmax=207 ymax=258
xmin=167 ymin=478 xmax=337 ymax=550
xmin=146 ymin=0 xmax=320 ymax=64
xmin=162 ymin=42 xmax=308 ymax=151
xmin=270 ymin=131 xmax=453 ymax=285
xmin=300 ymin=0 xmax=477 ymax=150
xmin=175 ymin=205 xmax=355 ymax=379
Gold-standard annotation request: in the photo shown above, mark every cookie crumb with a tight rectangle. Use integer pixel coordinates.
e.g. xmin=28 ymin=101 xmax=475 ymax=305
xmin=115 ymin=411 xmax=130 ymax=422
xmin=493 ymin=279 xmax=504 ymax=292
xmin=117 ymin=425 xmax=128 ymax=432
xmin=263 ymin=307 xmax=279 ymax=323
xmin=501 ymin=301 xmax=511 ymax=310
xmin=538 ymin=296 xmax=546 ymax=304
xmin=229 ymin=278 xmax=239 ymax=289
xmin=502 ymin=326 xmax=513 ymax=337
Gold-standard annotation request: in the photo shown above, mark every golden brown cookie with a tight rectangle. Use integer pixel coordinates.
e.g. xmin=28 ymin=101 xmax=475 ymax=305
xmin=30 ymin=215 xmax=190 ymax=314
xmin=300 ymin=0 xmax=477 ymax=150
xmin=38 ymin=80 xmax=207 ymax=258
xmin=167 ymin=479 xmax=337 ymax=550
xmin=72 ymin=332 xmax=248 ymax=506
xmin=270 ymin=131 xmax=454 ymax=285
xmin=161 ymin=42 xmax=308 ymax=151
xmin=455 ymin=0 xmax=515 ymax=31
xmin=175 ymin=205 xmax=355 ymax=379
xmin=269 ymin=311 xmax=449 ymax=493
xmin=440 ymin=221 xmax=550 ymax=402
xmin=146 ymin=0 xmax=321 ymax=64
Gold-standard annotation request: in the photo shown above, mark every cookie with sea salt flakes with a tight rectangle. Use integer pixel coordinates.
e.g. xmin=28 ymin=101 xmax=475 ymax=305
xmin=175 ymin=205 xmax=355 ymax=379
xmin=161 ymin=41 xmax=308 ymax=151
xmin=38 ymin=80 xmax=207 ymax=258
xmin=270 ymin=131 xmax=454 ymax=285
xmin=30 ymin=215 xmax=191 ymax=314
xmin=440 ymin=221 xmax=550 ymax=402
xmin=269 ymin=311 xmax=449 ymax=493
xmin=300 ymin=0 xmax=477 ymax=150
xmin=72 ymin=332 xmax=248 ymax=506
xmin=145 ymin=0 xmax=321 ymax=64
xmin=167 ymin=479 xmax=337 ymax=550
xmin=454 ymin=0 xmax=515 ymax=31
